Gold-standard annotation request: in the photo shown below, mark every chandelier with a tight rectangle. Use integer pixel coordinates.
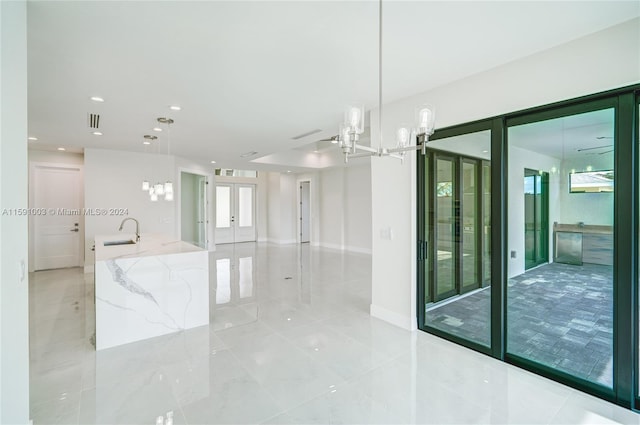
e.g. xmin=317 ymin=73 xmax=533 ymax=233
xmin=337 ymin=0 xmax=436 ymax=163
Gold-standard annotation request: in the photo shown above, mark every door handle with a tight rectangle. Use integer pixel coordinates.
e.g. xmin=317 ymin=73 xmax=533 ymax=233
xmin=70 ymin=228 xmax=79 ymax=232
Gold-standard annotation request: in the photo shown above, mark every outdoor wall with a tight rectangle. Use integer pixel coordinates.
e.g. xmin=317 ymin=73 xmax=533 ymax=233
xmin=559 ymin=155 xmax=614 ymax=226
xmin=370 ymin=18 xmax=640 ymax=330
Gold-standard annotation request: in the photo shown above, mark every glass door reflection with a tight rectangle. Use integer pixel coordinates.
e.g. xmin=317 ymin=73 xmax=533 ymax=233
xmin=211 ymin=243 xmax=258 ymax=330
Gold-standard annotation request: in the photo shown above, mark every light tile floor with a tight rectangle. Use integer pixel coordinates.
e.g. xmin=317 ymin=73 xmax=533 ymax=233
xmin=29 ymin=243 xmax=640 ymax=424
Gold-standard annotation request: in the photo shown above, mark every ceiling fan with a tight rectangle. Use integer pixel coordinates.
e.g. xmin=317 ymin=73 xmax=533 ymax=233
xmin=317 ymin=134 xmax=339 ymax=144
xmin=577 ymin=144 xmax=613 ymax=155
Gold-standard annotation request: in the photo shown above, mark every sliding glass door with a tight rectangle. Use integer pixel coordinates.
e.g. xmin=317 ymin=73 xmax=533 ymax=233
xmin=419 ymin=123 xmax=493 ymax=349
xmin=418 ymin=84 xmax=640 ymax=409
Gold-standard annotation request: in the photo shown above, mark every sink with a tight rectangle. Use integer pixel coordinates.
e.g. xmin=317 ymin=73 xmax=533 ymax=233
xmin=103 ymin=240 xmax=136 ymax=246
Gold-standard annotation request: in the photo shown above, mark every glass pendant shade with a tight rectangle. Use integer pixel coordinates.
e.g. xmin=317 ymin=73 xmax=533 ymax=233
xmin=416 ymin=104 xmax=436 ymax=135
xmin=164 ymin=181 xmax=173 ymax=194
xmin=155 ymin=183 xmax=165 ymax=195
xmin=142 ymin=180 xmax=150 ymax=191
xmin=164 ymin=191 xmax=174 ymax=201
xmin=150 ymin=192 xmax=158 ymax=202
xmin=149 ymin=187 xmax=155 ymax=196
xmin=344 ymin=105 xmax=364 ymax=134
xmin=396 ymin=126 xmax=411 ymax=148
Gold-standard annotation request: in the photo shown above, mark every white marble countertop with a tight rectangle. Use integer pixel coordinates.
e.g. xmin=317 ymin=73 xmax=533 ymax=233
xmin=95 ymin=233 xmax=205 ymax=261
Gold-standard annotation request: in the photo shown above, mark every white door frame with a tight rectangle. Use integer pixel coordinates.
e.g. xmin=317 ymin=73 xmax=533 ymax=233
xmin=296 ymin=178 xmax=312 ymax=244
xmin=177 ymin=167 xmax=214 ymax=250
xmin=215 ymin=182 xmax=257 ymax=244
xmin=29 ymin=161 xmax=84 ymax=272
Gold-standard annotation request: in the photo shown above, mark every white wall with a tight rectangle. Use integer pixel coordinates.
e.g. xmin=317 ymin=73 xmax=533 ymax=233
xmin=508 ymin=147 xmax=561 ymax=278
xmin=344 ymin=163 xmax=372 ymax=253
xmin=267 ymin=172 xmax=281 ymax=242
xmin=84 ymin=149 xmax=177 ymax=268
xmin=0 ymin=1 xmax=30 ymax=422
xmin=370 ymin=18 xmax=640 ymax=330
xmin=263 ymin=164 xmax=372 ymax=253
xmin=256 ymin=172 xmax=269 ymax=242
xmin=319 ymin=167 xmax=344 ymax=249
xmin=28 ymin=149 xmax=83 ymax=165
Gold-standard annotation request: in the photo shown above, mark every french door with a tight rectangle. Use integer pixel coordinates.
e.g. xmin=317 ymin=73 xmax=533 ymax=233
xmin=427 ymin=151 xmax=489 ymax=303
xmin=215 ymin=183 xmax=256 ymax=244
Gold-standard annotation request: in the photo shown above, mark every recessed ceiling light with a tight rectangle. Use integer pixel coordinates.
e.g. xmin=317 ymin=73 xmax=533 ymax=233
xmin=153 ymin=127 xmax=163 ymax=132
xmin=57 ymin=147 xmax=66 ymax=151
xmin=92 ymin=131 xmax=103 ymax=136
xmin=482 ymin=150 xmax=489 ymax=153
xmin=286 ymin=170 xmax=291 ymax=173
xmin=169 ymin=105 xmax=181 ymax=111
xmin=28 ymin=137 xmax=38 ymax=141
xmin=210 ymin=160 xmax=217 ymax=164
xmin=313 ymin=150 xmax=319 ymax=153
xmin=143 ymin=141 xmax=151 ymax=145
xmin=90 ymin=96 xmax=104 ymax=102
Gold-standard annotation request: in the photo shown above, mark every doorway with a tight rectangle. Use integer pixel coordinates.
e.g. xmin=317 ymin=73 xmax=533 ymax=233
xmin=215 ymin=183 xmax=256 ymax=244
xmin=181 ymin=171 xmax=208 ymax=249
xmin=524 ymin=168 xmax=549 ymax=270
xmin=299 ymin=181 xmax=310 ymax=243
xmin=31 ymin=163 xmax=83 ymax=270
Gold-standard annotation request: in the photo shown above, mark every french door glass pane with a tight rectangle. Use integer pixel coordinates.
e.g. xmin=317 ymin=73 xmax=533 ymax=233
xmin=507 ymin=108 xmax=614 ymax=388
xmin=483 ymin=163 xmax=491 ymax=284
xmin=461 ymin=161 xmax=478 ymax=289
xmin=436 ymin=158 xmax=455 ymax=298
xmin=216 ymin=186 xmax=231 ymax=228
xmin=238 ymin=186 xmax=253 ymax=227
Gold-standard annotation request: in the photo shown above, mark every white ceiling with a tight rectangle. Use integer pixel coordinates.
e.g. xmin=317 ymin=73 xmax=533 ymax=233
xmin=26 ymin=1 xmax=639 ymax=171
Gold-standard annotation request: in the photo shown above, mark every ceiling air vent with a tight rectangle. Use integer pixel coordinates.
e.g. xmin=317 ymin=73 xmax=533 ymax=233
xmin=291 ymin=129 xmax=322 ymax=140
xmin=87 ymin=113 xmax=100 ymax=129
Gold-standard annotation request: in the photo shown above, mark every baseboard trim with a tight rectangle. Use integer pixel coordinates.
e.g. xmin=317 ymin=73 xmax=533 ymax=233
xmin=370 ymin=304 xmax=417 ymax=331
xmin=318 ymin=243 xmax=372 ymax=255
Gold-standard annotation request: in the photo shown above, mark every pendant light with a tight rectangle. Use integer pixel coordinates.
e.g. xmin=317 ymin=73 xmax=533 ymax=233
xmin=157 ymin=117 xmax=174 ymax=202
xmin=141 ymin=135 xmax=156 ymax=191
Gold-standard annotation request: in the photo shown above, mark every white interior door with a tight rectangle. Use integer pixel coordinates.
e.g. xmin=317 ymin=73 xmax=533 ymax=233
xmin=215 ymin=183 xmax=256 ymax=244
xmin=33 ymin=164 xmax=83 ymax=270
xmin=300 ymin=181 xmax=310 ymax=243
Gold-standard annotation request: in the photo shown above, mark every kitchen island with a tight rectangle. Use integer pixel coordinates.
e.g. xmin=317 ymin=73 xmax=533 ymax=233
xmin=94 ymin=233 xmax=209 ymax=350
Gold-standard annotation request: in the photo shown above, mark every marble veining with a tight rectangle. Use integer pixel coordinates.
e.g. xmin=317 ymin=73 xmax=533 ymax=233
xmin=95 ymin=234 xmax=209 ymax=350
xmin=105 ymin=259 xmax=158 ymax=305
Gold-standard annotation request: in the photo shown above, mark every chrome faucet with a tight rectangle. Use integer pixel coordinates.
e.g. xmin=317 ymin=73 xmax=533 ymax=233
xmin=118 ymin=218 xmax=140 ymax=242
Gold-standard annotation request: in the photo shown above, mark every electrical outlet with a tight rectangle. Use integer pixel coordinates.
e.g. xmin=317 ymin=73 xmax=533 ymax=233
xmin=511 ymin=250 xmax=517 ymax=259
